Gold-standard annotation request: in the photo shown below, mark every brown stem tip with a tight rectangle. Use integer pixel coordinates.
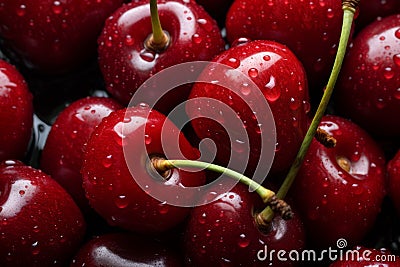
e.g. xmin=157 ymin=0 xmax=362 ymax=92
xmin=315 ymin=127 xmax=337 ymax=148
xmin=342 ymin=0 xmax=360 ymax=11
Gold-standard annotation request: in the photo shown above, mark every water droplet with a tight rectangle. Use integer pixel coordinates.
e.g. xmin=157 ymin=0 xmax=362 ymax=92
xmin=238 ymin=234 xmax=250 ymax=248
xmin=393 ymin=54 xmax=400 ymax=66
xmin=140 ymin=49 xmax=155 ymax=62
xmin=231 ymin=37 xmax=250 ymax=47
xmin=375 ymin=98 xmax=386 ymax=109
xmin=114 ymin=195 xmax=129 ymax=209
xmin=248 ymin=68 xmax=258 ymax=78
xmin=16 ymin=4 xmax=26 ymax=16
xmin=289 ymin=97 xmax=301 ymax=110
xmin=19 ymin=190 xmax=25 ymax=196
xmin=383 ymin=67 xmax=394 ymax=79
xmin=303 ymin=100 xmax=311 ymax=113
xmin=102 ymin=155 xmax=113 ymax=168
xmin=144 ymin=134 xmax=152 ymax=145
xmin=379 ymin=35 xmax=386 ymax=41
xmin=158 ymin=202 xmax=169 ymax=214
xmin=227 ymin=57 xmax=240 ymax=68
xmin=263 ymin=54 xmax=271 ymax=61
xmin=352 ymin=184 xmax=364 ymax=195
xmin=33 ymin=225 xmax=39 ymax=233
xmin=31 ymin=241 xmax=40 ymax=255
xmin=192 ymin=33 xmax=202 ymax=44
xmin=197 ymin=18 xmax=213 ymax=32
xmin=199 ymin=212 xmax=207 ymax=224
xmin=263 ymin=76 xmax=280 ymax=102
xmin=326 ymin=8 xmax=334 ymax=19
xmin=52 ymin=1 xmax=63 ymax=15
xmin=124 ymin=35 xmax=134 ymax=46
xmin=395 ymin=28 xmax=400 ymax=39
xmin=240 ymin=83 xmax=251 ymax=96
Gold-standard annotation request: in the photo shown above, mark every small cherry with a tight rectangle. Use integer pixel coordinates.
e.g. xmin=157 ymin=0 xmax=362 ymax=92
xmin=0 ymin=0 xmax=124 ymax=73
xmin=71 ymin=232 xmax=184 ymax=266
xmin=97 ymin=0 xmax=225 ymax=112
xmin=335 ymin=14 xmax=400 ymax=138
xmin=0 ymin=59 xmax=33 ymax=162
xmin=40 ymin=96 xmax=122 ymax=214
xmin=0 ymin=160 xmax=86 ymax=265
xmin=81 ymin=104 xmax=206 ymax=233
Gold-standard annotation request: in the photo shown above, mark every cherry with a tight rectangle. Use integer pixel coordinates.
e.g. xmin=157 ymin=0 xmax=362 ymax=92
xmin=0 ymin=160 xmax=86 ymax=265
xmin=335 ymin=14 xmax=400 ymax=138
xmin=388 ymin=149 xmax=400 ymax=217
xmin=97 ymin=0 xmax=225 ymax=112
xmin=81 ymin=104 xmax=206 ymax=234
xmin=0 ymin=59 xmax=33 ymax=162
xmin=71 ymin=232 xmax=183 ymax=266
xmin=183 ymin=183 xmax=305 ymax=266
xmin=290 ymin=115 xmax=386 ymax=248
xmin=225 ymin=0 xmax=343 ymax=92
xmin=329 ymin=246 xmax=400 ymax=266
xmin=0 ymin=0 xmax=124 ymax=73
xmin=186 ymin=39 xmax=310 ymax=176
xmin=356 ymin=0 xmax=400 ymax=33
xmin=40 ymin=96 xmax=122 ymax=213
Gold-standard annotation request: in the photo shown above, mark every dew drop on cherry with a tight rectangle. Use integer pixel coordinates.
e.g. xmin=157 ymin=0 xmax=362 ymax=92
xmin=393 ymin=54 xmax=400 ymax=67
xmin=102 ymin=155 xmax=113 ymax=168
xmin=114 ymin=195 xmax=129 ymax=209
xmin=395 ymin=28 xmax=400 ymax=39
xmin=124 ymin=35 xmax=134 ymax=46
xmin=52 ymin=1 xmax=63 ymax=15
xmin=263 ymin=76 xmax=280 ymax=102
xmin=192 ymin=33 xmax=202 ymax=44
xmin=248 ymin=68 xmax=258 ymax=78
xmin=19 ymin=190 xmax=25 ymax=196
xmin=237 ymin=234 xmax=250 ymax=248
xmin=144 ymin=134 xmax=152 ymax=145
xmin=158 ymin=202 xmax=169 ymax=214
xmin=227 ymin=57 xmax=240 ymax=68
xmin=139 ymin=49 xmax=155 ymax=62
xmin=16 ymin=4 xmax=26 ymax=16
xmin=383 ymin=67 xmax=394 ymax=79
xmin=394 ymin=88 xmax=400 ymax=100
xmin=289 ymin=97 xmax=301 ymax=110
xmin=240 ymin=83 xmax=251 ymax=96
xmin=199 ymin=213 xmax=207 ymax=224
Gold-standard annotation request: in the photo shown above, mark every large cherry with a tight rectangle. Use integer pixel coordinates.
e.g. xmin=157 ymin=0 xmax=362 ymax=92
xmin=187 ymin=39 xmax=310 ymax=176
xmin=183 ymin=183 xmax=305 ymax=266
xmin=335 ymin=14 xmax=400 ymax=138
xmin=388 ymin=149 xmax=400 ymax=217
xmin=81 ymin=104 xmax=206 ymax=233
xmin=40 ymin=96 xmax=122 ymax=213
xmin=0 ymin=59 xmax=33 ymax=162
xmin=0 ymin=160 xmax=86 ymax=266
xmin=225 ymin=0 xmax=343 ymax=91
xmin=98 ymin=0 xmax=225 ymax=112
xmin=71 ymin=232 xmax=183 ymax=266
xmin=0 ymin=0 xmax=124 ymax=73
xmin=291 ymin=115 xmax=386 ymax=248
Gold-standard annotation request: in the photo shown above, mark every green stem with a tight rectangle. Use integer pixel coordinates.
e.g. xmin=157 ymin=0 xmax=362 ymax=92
xmin=153 ymin=158 xmax=275 ymax=203
xmin=259 ymin=1 xmax=358 ymax=222
xmin=146 ymin=0 xmax=170 ymax=51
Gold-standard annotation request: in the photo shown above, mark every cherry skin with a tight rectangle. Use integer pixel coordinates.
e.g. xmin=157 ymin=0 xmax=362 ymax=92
xmin=291 ymin=115 xmax=386 ymax=248
xmin=71 ymin=232 xmax=183 ymax=266
xmin=0 ymin=0 xmax=124 ymax=73
xmin=0 ymin=59 xmax=33 ymax=162
xmin=183 ymin=183 xmax=305 ymax=266
xmin=98 ymin=0 xmax=225 ymax=112
xmin=0 ymin=160 xmax=86 ymax=266
xmin=187 ymin=39 xmax=310 ymax=176
xmin=388 ymin=149 xmax=400 ymax=217
xmin=81 ymin=104 xmax=206 ymax=234
xmin=329 ymin=246 xmax=400 ymax=266
xmin=225 ymin=0 xmax=343 ymax=91
xmin=335 ymin=14 xmax=400 ymax=138
xmin=40 ymin=96 xmax=122 ymax=213
xmin=356 ymin=0 xmax=400 ymax=33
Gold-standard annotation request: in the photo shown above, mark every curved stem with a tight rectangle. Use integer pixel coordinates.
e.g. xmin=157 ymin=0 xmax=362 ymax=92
xmin=146 ymin=0 xmax=170 ymax=52
xmin=259 ymin=1 xmax=358 ymax=221
xmin=153 ymin=158 xmax=275 ymax=203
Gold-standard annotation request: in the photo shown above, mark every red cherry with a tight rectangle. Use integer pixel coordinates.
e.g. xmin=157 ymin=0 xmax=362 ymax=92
xmin=81 ymin=105 xmax=206 ymax=233
xmin=388 ymin=149 xmax=400 ymax=217
xmin=329 ymin=246 xmax=400 ymax=266
xmin=0 ymin=160 xmax=86 ymax=265
xmin=98 ymin=0 xmax=225 ymax=111
xmin=183 ymin=183 xmax=305 ymax=266
xmin=187 ymin=39 xmax=310 ymax=176
xmin=40 ymin=96 xmax=122 ymax=213
xmin=71 ymin=232 xmax=183 ymax=266
xmin=291 ymin=115 xmax=386 ymax=248
xmin=0 ymin=0 xmax=124 ymax=73
xmin=225 ymin=0 xmax=343 ymax=91
xmin=335 ymin=14 xmax=400 ymax=138
xmin=0 ymin=59 xmax=33 ymax=162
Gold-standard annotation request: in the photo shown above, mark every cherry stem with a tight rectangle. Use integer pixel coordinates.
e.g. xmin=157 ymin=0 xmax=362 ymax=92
xmin=152 ymin=158 xmax=275 ymax=203
xmin=259 ymin=0 xmax=359 ymax=222
xmin=145 ymin=0 xmax=170 ymax=52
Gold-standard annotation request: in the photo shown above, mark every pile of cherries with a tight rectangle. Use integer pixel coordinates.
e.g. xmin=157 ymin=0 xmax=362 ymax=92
xmin=0 ymin=0 xmax=400 ymax=266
